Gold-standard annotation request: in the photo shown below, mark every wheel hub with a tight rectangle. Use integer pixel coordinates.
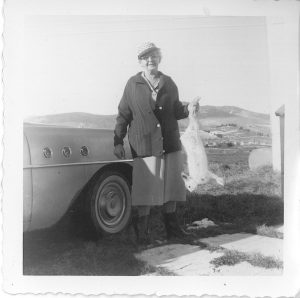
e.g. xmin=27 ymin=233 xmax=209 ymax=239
xmin=97 ymin=183 xmax=125 ymax=226
xmin=92 ymin=174 xmax=131 ymax=234
xmin=105 ymin=191 xmax=121 ymax=217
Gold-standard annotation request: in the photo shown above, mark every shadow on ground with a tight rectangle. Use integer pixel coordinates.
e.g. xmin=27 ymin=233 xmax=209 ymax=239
xmin=23 ymin=192 xmax=283 ymax=276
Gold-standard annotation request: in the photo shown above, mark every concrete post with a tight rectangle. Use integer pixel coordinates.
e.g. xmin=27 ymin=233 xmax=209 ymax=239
xmin=275 ymin=105 xmax=285 ymax=199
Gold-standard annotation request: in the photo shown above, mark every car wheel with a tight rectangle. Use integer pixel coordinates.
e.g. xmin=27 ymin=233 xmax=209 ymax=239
xmin=89 ymin=171 xmax=132 ymax=235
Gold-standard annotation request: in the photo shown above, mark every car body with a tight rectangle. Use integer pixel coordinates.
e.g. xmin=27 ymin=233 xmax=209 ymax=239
xmin=23 ymin=123 xmax=133 ymax=234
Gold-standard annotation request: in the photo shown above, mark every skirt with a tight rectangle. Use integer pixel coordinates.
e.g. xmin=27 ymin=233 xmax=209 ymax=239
xmin=131 ymin=151 xmax=186 ymax=206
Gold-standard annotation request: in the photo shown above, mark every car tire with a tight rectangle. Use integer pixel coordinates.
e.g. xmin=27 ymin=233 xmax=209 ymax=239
xmin=88 ymin=171 xmax=132 ymax=235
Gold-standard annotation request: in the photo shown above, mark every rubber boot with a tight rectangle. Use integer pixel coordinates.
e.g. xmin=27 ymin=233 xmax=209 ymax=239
xmin=132 ymin=215 xmax=151 ymax=245
xmin=163 ymin=212 xmax=191 ymax=239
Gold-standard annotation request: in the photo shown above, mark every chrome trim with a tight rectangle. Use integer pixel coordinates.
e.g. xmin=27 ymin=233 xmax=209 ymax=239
xmin=62 ymin=146 xmax=72 ymax=158
xmin=43 ymin=147 xmax=53 ymax=158
xmin=24 ymin=134 xmax=34 ymax=224
xmin=23 ymin=159 xmax=133 ymax=170
xmin=80 ymin=146 xmax=89 ymax=157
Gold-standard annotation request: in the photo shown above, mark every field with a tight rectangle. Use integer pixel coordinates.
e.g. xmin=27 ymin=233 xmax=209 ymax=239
xmin=23 ymin=147 xmax=283 ymax=275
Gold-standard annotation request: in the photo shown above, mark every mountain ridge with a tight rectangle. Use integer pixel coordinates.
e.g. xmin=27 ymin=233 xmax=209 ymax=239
xmin=24 ymin=105 xmax=270 ymax=133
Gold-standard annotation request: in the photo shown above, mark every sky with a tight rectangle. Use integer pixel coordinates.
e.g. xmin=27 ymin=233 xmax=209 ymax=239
xmin=24 ymin=15 xmax=270 ymax=118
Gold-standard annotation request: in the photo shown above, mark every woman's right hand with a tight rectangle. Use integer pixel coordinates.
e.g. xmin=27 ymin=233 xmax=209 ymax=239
xmin=114 ymin=144 xmax=126 ymax=159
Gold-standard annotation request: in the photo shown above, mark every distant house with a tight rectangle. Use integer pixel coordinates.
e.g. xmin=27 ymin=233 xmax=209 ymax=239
xmin=215 ymin=133 xmax=223 ymax=138
xmin=208 ymin=141 xmax=217 ymax=147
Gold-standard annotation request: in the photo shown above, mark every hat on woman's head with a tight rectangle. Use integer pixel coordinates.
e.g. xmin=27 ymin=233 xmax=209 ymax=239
xmin=137 ymin=42 xmax=160 ymax=59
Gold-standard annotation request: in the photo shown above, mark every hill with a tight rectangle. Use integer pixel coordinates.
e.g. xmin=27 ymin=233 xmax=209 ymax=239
xmin=177 ymin=105 xmax=270 ymax=133
xmin=25 ymin=105 xmax=270 ymax=133
xmin=25 ymin=106 xmax=271 ymax=146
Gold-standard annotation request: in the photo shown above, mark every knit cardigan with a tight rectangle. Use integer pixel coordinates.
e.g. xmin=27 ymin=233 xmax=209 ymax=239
xmin=114 ymin=72 xmax=189 ymax=157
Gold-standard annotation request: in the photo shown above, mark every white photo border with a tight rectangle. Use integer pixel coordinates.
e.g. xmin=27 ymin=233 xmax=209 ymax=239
xmin=2 ymin=0 xmax=300 ymax=296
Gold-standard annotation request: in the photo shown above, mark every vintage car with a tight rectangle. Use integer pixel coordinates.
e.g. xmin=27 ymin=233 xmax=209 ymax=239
xmin=23 ymin=122 xmax=133 ymax=235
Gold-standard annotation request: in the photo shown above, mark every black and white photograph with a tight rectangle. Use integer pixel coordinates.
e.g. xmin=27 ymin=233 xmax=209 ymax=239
xmin=2 ymin=0 xmax=300 ymax=297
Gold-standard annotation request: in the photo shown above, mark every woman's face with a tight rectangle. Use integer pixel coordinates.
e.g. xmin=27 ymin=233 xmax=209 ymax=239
xmin=139 ymin=50 xmax=161 ymax=73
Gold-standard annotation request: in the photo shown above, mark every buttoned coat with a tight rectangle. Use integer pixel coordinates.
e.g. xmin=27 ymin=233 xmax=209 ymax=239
xmin=114 ymin=72 xmax=189 ymax=157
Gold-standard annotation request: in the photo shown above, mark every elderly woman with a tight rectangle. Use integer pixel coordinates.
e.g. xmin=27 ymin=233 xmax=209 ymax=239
xmin=114 ymin=42 xmax=199 ymax=244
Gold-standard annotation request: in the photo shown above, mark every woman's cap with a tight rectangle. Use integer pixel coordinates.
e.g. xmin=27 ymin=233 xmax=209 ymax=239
xmin=137 ymin=42 xmax=160 ymax=59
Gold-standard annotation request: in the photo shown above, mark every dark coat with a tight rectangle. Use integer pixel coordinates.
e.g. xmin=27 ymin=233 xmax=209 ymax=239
xmin=114 ymin=72 xmax=189 ymax=157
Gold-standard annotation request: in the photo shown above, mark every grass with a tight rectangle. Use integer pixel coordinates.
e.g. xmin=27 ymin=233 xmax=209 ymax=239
xmin=210 ymin=249 xmax=283 ymax=270
xmin=23 ymin=146 xmax=283 ymax=275
xmin=178 ymin=148 xmax=283 ymax=236
xmin=256 ymin=224 xmax=283 ymax=239
xmin=178 ymin=192 xmax=283 ymax=228
xmin=23 ymin=226 xmax=146 ymax=275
